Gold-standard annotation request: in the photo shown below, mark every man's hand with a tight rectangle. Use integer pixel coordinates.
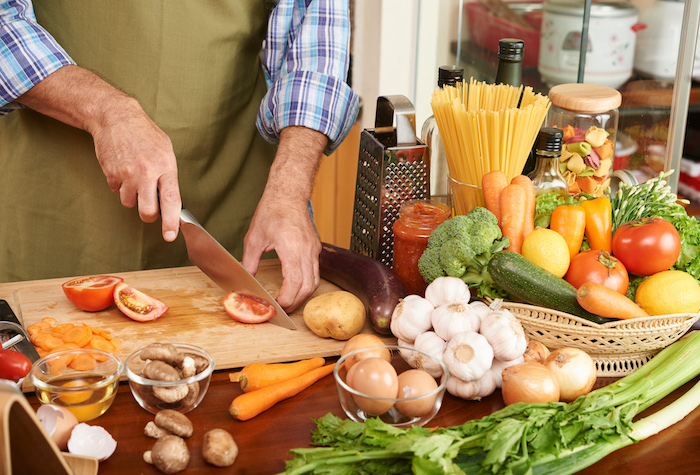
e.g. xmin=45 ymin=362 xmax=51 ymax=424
xmin=241 ymin=126 xmax=328 ymax=312
xmin=16 ymin=65 xmax=181 ymax=241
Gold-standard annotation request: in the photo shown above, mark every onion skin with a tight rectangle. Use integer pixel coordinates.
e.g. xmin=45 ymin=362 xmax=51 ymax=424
xmin=501 ymin=362 xmax=560 ymax=405
xmin=522 ymin=340 xmax=550 ymax=364
xmin=544 ymin=348 xmax=597 ymax=402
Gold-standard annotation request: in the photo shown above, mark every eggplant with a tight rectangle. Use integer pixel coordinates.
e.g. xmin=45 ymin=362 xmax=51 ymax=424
xmin=319 ymin=243 xmax=407 ymax=334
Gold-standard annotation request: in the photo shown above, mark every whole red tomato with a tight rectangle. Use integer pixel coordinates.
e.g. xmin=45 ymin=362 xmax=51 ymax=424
xmin=565 ymin=250 xmax=629 ymax=294
xmin=62 ymin=275 xmax=124 ymax=312
xmin=612 ymin=217 xmax=681 ymax=276
xmin=0 ymin=349 xmax=32 ymax=382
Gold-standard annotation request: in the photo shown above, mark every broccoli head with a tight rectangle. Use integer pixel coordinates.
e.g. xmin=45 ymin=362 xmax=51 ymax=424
xmin=416 ymin=206 xmax=507 ymax=290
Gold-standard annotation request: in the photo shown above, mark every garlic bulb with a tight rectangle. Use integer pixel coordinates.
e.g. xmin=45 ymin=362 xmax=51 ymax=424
xmin=410 ymin=331 xmax=447 ymax=378
xmin=490 ymin=355 xmax=525 ymax=388
xmin=442 ymin=331 xmax=493 ymax=382
xmin=431 ymin=301 xmax=480 ymax=341
xmin=390 ymin=295 xmax=434 ymax=343
xmin=446 ymin=371 xmax=497 ymax=400
xmin=469 ymin=300 xmax=491 ymax=322
xmin=424 ymin=276 xmax=470 ymax=308
xmin=479 ymin=310 xmax=527 ymax=361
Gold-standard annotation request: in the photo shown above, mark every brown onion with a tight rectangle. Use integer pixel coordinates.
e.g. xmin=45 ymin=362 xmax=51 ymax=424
xmin=501 ymin=362 xmax=560 ymax=405
xmin=522 ymin=340 xmax=550 ymax=364
xmin=544 ymin=348 xmax=597 ymax=402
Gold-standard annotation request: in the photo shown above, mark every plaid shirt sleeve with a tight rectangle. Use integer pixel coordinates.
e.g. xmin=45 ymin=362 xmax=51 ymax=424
xmin=0 ymin=0 xmax=75 ymax=114
xmin=257 ymin=0 xmax=359 ymax=154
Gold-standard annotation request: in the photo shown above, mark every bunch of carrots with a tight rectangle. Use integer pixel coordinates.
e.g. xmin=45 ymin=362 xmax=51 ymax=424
xmin=27 ymin=317 xmax=122 ymax=374
xmin=482 ymin=170 xmax=536 ymax=254
xmin=228 ymin=357 xmax=334 ymax=421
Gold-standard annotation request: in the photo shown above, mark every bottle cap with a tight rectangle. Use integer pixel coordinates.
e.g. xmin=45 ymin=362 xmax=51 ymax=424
xmin=438 ymin=65 xmax=464 ymax=87
xmin=498 ymin=38 xmax=524 ymax=61
xmin=535 ymin=127 xmax=564 ymax=153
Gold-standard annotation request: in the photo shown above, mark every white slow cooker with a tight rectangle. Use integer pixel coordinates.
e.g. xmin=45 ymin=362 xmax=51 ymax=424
xmin=538 ymin=0 xmax=640 ymax=89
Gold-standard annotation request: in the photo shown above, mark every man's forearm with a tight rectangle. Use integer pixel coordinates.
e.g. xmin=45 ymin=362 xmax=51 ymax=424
xmin=15 ymin=64 xmax=140 ymax=135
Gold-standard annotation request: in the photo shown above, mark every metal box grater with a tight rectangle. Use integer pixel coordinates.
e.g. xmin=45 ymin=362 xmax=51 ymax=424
xmin=350 ymin=95 xmax=429 ymax=266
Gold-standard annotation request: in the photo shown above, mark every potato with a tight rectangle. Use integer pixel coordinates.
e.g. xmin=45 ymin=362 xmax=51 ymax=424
xmin=303 ymin=291 xmax=365 ymax=340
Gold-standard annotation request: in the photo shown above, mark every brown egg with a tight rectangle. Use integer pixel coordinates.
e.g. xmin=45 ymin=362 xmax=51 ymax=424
xmin=395 ymin=369 xmax=439 ymax=417
xmin=341 ymin=334 xmax=390 ymax=371
xmin=36 ymin=404 xmax=79 ymax=450
xmin=347 ymin=357 xmax=398 ymax=415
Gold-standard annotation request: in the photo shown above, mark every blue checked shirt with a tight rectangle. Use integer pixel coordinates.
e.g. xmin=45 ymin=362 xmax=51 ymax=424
xmin=0 ymin=0 xmax=358 ymax=152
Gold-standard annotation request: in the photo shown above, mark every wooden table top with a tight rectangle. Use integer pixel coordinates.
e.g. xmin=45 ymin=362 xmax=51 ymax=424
xmin=25 ymin=364 xmax=700 ymax=474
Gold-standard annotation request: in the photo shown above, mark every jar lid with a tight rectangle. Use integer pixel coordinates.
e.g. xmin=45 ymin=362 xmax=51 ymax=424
xmin=438 ymin=65 xmax=464 ymax=87
xmin=548 ymin=84 xmax=622 ymax=113
xmin=498 ymin=38 xmax=524 ymax=61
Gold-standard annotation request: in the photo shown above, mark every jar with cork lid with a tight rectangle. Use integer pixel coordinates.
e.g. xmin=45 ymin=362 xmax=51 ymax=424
xmin=546 ymin=84 xmax=621 ymax=197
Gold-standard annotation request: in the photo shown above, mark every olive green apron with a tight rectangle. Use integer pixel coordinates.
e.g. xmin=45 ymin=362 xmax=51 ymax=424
xmin=0 ymin=0 xmax=277 ymax=282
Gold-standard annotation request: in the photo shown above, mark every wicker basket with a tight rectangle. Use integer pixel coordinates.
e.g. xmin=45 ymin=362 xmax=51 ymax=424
xmin=500 ymin=302 xmax=700 ymax=377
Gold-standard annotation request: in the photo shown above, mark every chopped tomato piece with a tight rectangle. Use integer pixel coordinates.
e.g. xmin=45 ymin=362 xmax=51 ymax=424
xmin=62 ymin=275 xmax=124 ymax=312
xmin=114 ymin=283 xmax=168 ymax=322
xmin=222 ymin=292 xmax=276 ymax=324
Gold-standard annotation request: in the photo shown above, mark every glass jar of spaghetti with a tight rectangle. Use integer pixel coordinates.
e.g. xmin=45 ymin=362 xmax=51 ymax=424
xmin=392 ymin=200 xmax=451 ymax=295
xmin=546 ymin=84 xmax=621 ymax=197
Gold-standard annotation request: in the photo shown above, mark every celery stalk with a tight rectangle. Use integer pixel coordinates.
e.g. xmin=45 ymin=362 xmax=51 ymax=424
xmin=282 ymin=332 xmax=700 ymax=475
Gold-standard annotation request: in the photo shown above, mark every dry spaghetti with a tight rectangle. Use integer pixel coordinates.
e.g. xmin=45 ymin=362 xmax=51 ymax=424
xmin=431 ymin=78 xmax=550 ymax=186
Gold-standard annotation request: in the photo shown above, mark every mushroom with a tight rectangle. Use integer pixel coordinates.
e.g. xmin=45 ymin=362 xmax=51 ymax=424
xmin=154 ymin=409 xmax=193 ymax=438
xmin=144 ymin=435 xmax=190 ymax=474
xmin=144 ymin=421 xmax=171 ymax=439
xmin=181 ymin=382 xmax=200 ymax=407
xmin=153 ymin=384 xmax=189 ymax=404
xmin=202 ymin=429 xmax=238 ymax=468
xmin=140 ymin=343 xmax=181 ymax=365
xmin=179 ymin=356 xmax=196 ymax=379
xmin=175 ymin=352 xmax=209 ymax=373
xmin=142 ymin=360 xmax=181 ymax=382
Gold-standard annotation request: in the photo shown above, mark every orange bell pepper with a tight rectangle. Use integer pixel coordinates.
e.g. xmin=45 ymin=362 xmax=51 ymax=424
xmin=550 ymin=205 xmax=586 ymax=258
xmin=580 ymin=196 xmax=612 ymax=252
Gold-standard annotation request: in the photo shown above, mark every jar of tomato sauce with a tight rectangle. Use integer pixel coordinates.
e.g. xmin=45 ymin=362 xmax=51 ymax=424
xmin=392 ymin=199 xmax=451 ymax=295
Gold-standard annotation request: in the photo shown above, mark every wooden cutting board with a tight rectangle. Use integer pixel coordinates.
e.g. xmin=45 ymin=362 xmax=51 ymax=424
xmin=1 ymin=260 xmax=396 ymax=378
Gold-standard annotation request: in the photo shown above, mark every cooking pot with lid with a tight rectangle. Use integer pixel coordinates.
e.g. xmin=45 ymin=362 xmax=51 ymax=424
xmin=538 ymin=0 xmax=640 ymax=89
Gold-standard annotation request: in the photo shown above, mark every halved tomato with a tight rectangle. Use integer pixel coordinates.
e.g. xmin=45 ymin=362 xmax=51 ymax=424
xmin=114 ymin=283 xmax=168 ymax=322
xmin=222 ymin=292 xmax=276 ymax=324
xmin=62 ymin=275 xmax=124 ymax=312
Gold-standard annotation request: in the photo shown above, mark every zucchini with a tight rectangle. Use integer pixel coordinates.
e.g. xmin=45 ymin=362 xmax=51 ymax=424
xmin=488 ymin=251 xmax=611 ymax=324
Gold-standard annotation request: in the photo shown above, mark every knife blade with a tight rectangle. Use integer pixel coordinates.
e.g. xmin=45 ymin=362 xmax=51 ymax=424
xmin=179 ymin=209 xmax=296 ymax=330
xmin=0 ymin=299 xmax=41 ymax=362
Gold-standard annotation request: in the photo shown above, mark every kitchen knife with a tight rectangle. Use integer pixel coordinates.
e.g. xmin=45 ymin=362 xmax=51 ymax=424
xmin=179 ymin=209 xmax=296 ymax=330
xmin=0 ymin=299 xmax=41 ymax=362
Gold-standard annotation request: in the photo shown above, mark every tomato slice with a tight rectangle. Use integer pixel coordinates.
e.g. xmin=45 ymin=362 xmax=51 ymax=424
xmin=222 ymin=292 xmax=276 ymax=324
xmin=62 ymin=275 xmax=125 ymax=312
xmin=0 ymin=349 xmax=32 ymax=382
xmin=114 ymin=283 xmax=168 ymax=322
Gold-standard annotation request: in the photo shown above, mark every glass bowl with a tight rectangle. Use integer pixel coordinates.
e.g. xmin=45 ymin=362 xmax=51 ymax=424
xmin=334 ymin=345 xmax=449 ymax=427
xmin=29 ymin=348 xmax=123 ymax=422
xmin=125 ymin=343 xmax=214 ymax=414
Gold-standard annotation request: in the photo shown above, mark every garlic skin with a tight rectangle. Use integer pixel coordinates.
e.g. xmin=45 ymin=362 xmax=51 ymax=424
xmin=390 ymin=295 xmax=434 ymax=343
xmin=479 ymin=310 xmax=527 ymax=362
xmin=442 ymin=331 xmax=493 ymax=382
xmin=431 ymin=301 xmax=480 ymax=341
xmin=424 ymin=277 xmax=470 ymax=308
xmin=410 ymin=331 xmax=447 ymax=378
xmin=490 ymin=355 xmax=525 ymax=388
xmin=446 ymin=371 xmax=497 ymax=400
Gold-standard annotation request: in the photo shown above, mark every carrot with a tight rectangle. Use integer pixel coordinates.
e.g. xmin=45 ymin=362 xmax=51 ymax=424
xmin=576 ymin=282 xmax=649 ymax=320
xmin=499 ymin=184 xmax=528 ymax=254
xmin=229 ymin=363 xmax=335 ymax=421
xmin=482 ymin=170 xmax=509 ymax=222
xmin=69 ymin=354 xmax=97 ymax=371
xmin=511 ymin=175 xmax=536 ymax=239
xmin=51 ymin=323 xmax=77 ymax=335
xmin=26 ymin=321 xmax=50 ymax=335
xmin=229 ymin=357 xmax=326 ymax=392
xmin=62 ymin=325 xmax=93 ymax=347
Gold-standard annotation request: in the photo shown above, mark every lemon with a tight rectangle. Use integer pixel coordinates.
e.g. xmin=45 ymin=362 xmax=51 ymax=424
xmin=635 ymin=270 xmax=700 ymax=316
xmin=521 ymin=229 xmax=570 ymax=278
